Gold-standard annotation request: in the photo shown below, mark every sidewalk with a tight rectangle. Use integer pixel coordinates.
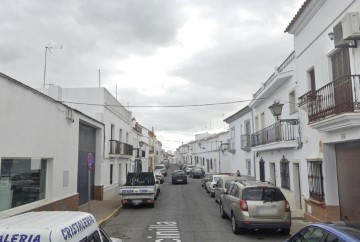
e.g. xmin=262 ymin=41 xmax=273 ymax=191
xmin=290 ymin=209 xmax=313 ymax=234
xmin=80 ymin=196 xmax=312 ymax=234
xmin=79 ymin=196 xmax=123 ymax=226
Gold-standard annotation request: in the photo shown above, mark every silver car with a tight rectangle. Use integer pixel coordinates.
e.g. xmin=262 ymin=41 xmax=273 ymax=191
xmin=219 ymin=180 xmax=291 ymax=234
xmin=214 ymin=176 xmax=246 ymax=203
xmin=205 ymin=174 xmax=228 ymax=197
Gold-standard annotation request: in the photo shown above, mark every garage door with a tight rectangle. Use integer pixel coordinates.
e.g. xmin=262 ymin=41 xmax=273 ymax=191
xmin=336 ymin=141 xmax=360 ymax=221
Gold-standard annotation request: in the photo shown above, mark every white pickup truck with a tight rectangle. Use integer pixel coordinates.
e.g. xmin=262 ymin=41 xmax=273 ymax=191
xmin=119 ymin=172 xmax=159 ymax=208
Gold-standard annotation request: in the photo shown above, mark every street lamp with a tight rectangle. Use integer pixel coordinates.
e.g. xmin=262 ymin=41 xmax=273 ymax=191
xmin=268 ymin=101 xmax=284 ymax=121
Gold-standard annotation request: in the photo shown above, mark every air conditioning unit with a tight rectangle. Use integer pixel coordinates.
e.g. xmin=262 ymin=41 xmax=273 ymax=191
xmin=342 ymin=12 xmax=360 ymax=40
xmin=333 ymin=21 xmax=355 ymax=48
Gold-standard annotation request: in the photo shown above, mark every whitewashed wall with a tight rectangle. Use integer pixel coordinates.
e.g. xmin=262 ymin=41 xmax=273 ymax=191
xmin=0 ymin=75 xmax=103 ymax=218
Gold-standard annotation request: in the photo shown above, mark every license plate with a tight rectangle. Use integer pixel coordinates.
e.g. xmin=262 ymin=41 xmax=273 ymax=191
xmin=256 ymin=206 xmax=276 ymax=215
xmin=132 ymin=200 xmax=142 ymax=204
xmin=177 ymin=179 xmax=183 ymax=182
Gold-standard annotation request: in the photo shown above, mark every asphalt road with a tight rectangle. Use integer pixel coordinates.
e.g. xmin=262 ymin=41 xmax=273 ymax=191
xmin=102 ymin=165 xmax=290 ymax=242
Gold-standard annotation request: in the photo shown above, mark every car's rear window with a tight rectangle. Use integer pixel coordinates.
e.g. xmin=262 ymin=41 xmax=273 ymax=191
xmin=242 ymin=187 xmax=285 ymax=201
xmin=174 ymin=170 xmax=185 ymax=174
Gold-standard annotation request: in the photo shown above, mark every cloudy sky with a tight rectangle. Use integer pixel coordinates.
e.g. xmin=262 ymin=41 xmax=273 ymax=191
xmin=0 ymin=0 xmax=303 ymax=151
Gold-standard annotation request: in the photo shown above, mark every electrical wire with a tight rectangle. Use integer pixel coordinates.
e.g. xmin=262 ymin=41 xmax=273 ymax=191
xmin=61 ymin=97 xmax=294 ymax=108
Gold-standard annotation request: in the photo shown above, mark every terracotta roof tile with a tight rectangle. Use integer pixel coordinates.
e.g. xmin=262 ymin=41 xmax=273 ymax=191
xmin=284 ymin=0 xmax=312 ymax=33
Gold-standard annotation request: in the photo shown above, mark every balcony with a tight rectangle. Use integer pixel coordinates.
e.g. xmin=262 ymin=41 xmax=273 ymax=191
xmin=109 ymin=140 xmax=133 ymax=156
xmin=251 ymin=119 xmax=299 ymax=151
xmin=299 ymin=75 xmax=360 ymax=132
xmin=241 ymin=134 xmax=251 ymax=151
xmin=228 ymin=139 xmax=236 ymax=153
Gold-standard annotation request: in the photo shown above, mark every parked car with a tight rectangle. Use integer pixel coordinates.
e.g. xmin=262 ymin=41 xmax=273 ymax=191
xmin=184 ymin=165 xmax=195 ymax=175
xmin=171 ymin=170 xmax=187 ymax=184
xmin=189 ymin=167 xmax=205 ymax=178
xmin=154 ymin=164 xmax=167 ymax=177
xmin=0 ymin=174 xmax=34 ymax=191
xmin=285 ymin=222 xmax=360 ymax=242
xmin=214 ymin=176 xmax=246 ymax=203
xmin=154 ymin=170 xmax=164 ymax=184
xmin=206 ymin=174 xmax=229 ymax=196
xmin=201 ymin=173 xmax=216 ymax=188
xmin=219 ymin=180 xmax=291 ymax=234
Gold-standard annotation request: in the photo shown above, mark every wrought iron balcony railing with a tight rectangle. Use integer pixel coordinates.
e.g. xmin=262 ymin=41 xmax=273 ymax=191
xmin=298 ymin=75 xmax=360 ymax=123
xmin=251 ymin=119 xmax=299 ymax=147
xmin=241 ymin=134 xmax=251 ymax=151
xmin=109 ymin=140 xmax=133 ymax=156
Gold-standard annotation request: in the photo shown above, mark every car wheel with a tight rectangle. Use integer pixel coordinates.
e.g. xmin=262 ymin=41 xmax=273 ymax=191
xmin=231 ymin=213 xmax=245 ymax=234
xmin=210 ymin=192 xmax=214 ymax=197
xmin=149 ymin=202 xmax=155 ymax=208
xmin=220 ymin=203 xmax=227 ymax=218
xmin=281 ymin=228 xmax=290 ymax=235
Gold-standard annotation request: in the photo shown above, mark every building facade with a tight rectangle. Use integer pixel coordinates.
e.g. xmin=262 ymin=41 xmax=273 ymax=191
xmin=0 ymin=73 xmax=104 ymax=218
xmin=286 ymin=0 xmax=360 ymax=221
xmin=42 ymin=86 xmax=134 ymax=200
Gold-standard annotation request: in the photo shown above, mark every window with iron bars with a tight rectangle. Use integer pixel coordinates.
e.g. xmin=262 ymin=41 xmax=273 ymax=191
xmin=307 ymin=160 xmax=324 ymax=202
xmin=280 ymin=157 xmax=290 ymax=189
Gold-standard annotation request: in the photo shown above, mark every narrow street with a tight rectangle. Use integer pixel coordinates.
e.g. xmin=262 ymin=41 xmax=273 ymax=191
xmin=102 ymin=165 xmax=290 ymax=242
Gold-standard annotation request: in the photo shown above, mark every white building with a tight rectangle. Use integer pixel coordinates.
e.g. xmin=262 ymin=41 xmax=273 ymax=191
xmin=224 ymin=106 xmax=255 ymax=180
xmin=0 ymin=73 xmax=104 ymax=218
xmin=286 ymin=0 xmax=360 ymax=221
xmin=248 ymin=51 xmax=305 ymax=212
xmin=41 ymin=86 xmax=134 ymax=200
xmin=176 ymin=132 xmax=231 ymax=174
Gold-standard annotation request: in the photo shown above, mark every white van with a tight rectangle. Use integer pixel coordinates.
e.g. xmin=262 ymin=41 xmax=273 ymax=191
xmin=0 ymin=211 xmax=122 ymax=242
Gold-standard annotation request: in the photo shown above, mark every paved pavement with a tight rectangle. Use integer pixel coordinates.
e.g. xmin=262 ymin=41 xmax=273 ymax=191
xmin=80 ymin=195 xmax=313 ymax=235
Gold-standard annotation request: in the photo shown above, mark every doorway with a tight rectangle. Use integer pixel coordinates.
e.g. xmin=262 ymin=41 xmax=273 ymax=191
xmin=270 ymin=163 xmax=276 ymax=186
xmin=293 ymin=163 xmax=302 ymax=209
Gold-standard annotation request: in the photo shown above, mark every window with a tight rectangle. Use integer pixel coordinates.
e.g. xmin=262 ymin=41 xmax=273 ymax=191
xmin=111 ymin=124 xmax=115 ymax=140
xmin=110 ymin=164 xmax=113 ymax=184
xmin=289 ymin=227 xmax=326 ymax=242
xmin=231 ymin=127 xmax=235 ymax=139
xmin=230 ymin=185 xmax=240 ymax=197
xmin=308 ymin=68 xmax=316 ymax=92
xmin=255 ymin=116 xmax=259 ymax=131
xmin=308 ymin=160 xmax=324 ymax=201
xmin=126 ymin=132 xmax=129 ymax=143
xmin=280 ymin=157 xmax=290 ymax=189
xmin=0 ymin=158 xmax=47 ymax=211
xmin=260 ymin=112 xmax=265 ymax=129
xmin=246 ymin=159 xmax=251 ymax=176
xmin=119 ymin=129 xmax=123 ymax=142
xmin=289 ymin=90 xmax=297 ymax=114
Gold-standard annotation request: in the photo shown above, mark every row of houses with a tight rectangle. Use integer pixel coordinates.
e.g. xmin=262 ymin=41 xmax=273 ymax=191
xmin=0 ymin=73 xmax=165 ymax=219
xmin=176 ymin=0 xmax=360 ymax=222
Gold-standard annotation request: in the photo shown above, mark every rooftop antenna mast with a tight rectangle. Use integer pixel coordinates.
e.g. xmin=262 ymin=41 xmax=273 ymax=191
xmin=43 ymin=43 xmax=62 ymax=88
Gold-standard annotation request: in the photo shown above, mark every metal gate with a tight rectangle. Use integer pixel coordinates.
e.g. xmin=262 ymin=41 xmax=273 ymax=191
xmin=78 ymin=124 xmax=96 ymax=205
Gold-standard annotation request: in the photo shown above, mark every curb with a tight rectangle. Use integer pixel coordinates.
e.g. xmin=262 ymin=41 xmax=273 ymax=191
xmin=97 ymin=204 xmax=123 ymax=226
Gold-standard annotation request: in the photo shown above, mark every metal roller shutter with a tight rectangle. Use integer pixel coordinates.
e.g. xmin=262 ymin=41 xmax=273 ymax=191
xmin=335 ymin=141 xmax=360 ymax=221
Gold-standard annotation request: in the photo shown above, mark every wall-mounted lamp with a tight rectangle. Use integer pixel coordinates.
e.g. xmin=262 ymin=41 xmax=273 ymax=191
xmin=328 ymin=31 xmax=334 ymax=40
xmin=268 ymin=101 xmax=284 ymax=121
